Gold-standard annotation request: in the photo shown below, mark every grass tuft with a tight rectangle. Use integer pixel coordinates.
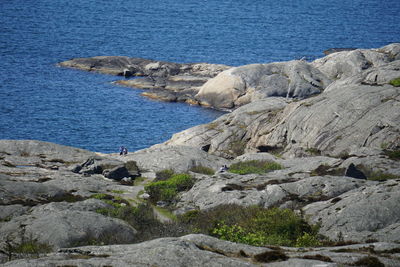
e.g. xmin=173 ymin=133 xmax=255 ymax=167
xmin=389 ymin=77 xmax=400 ymax=87
xmin=145 ymin=173 xmax=194 ymax=203
xmin=189 ymin=165 xmax=215 ymax=175
xmin=229 ymin=160 xmax=283 ymax=175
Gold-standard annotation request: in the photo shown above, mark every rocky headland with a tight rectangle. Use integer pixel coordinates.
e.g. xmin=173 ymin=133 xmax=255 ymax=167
xmin=1 ymin=44 xmax=399 ymax=266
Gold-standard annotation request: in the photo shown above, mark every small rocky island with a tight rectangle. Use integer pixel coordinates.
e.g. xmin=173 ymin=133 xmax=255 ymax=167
xmin=1 ymin=44 xmax=399 ymax=266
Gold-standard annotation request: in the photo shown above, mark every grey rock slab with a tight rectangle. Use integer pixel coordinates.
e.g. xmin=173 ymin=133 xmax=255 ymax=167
xmin=0 ymin=208 xmax=137 ymax=249
xmin=196 ymin=60 xmax=331 ymax=109
xmin=29 ymin=198 xmax=111 ymax=215
xmin=59 ymin=57 xmax=230 ymax=108
xmin=312 ymin=43 xmax=399 ymax=80
xmin=165 ymin=45 xmax=400 ymax=159
xmin=340 ymin=156 xmax=400 ymax=178
xmin=59 ymin=56 xmax=230 ymax=78
xmin=276 ymin=156 xmax=342 ymax=174
xmin=0 ymin=173 xmax=75 ymax=206
xmin=0 ymin=140 xmax=95 ymax=165
xmin=303 ymin=179 xmax=400 ymax=243
xmin=166 ymin=97 xmax=289 ymax=158
xmin=181 ymin=234 xmax=269 ymax=257
xmin=3 ymin=235 xmax=260 ymax=267
xmin=4 ymin=235 xmax=400 ymax=266
xmin=281 ymin=175 xmax=367 ymax=201
xmin=233 ymin=152 xmax=278 ymax=163
xmin=257 ymin=82 xmax=400 ymax=158
xmin=267 ymin=259 xmax=338 ymax=267
xmin=118 ymin=145 xmax=229 ymax=173
xmin=0 ymin=204 xmax=29 ymax=221
xmin=174 ymin=170 xmax=365 ymax=213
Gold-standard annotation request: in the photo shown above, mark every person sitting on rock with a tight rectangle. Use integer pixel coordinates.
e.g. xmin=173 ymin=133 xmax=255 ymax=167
xmin=123 ymin=147 xmax=128 ymax=155
xmin=119 ymin=146 xmax=125 ymax=156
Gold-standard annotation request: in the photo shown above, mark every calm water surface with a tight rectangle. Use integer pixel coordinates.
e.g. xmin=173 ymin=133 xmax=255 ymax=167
xmin=0 ymin=0 xmax=399 ymax=152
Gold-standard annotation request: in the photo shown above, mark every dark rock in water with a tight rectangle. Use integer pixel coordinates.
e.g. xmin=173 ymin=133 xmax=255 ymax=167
xmin=345 ymin=163 xmax=367 ymax=179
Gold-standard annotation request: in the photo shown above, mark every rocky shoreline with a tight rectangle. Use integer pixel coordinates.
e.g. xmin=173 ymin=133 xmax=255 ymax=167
xmin=1 ymin=44 xmax=399 ymax=266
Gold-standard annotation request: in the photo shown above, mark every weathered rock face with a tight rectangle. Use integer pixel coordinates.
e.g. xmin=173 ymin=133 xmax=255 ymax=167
xmin=118 ymin=145 xmax=230 ymax=173
xmin=166 ymin=44 xmax=400 ymax=158
xmin=4 ymin=44 xmax=400 ymax=266
xmin=312 ymin=43 xmax=400 ymax=80
xmin=3 ymin=234 xmax=400 ymax=267
xmin=59 ymin=56 xmax=230 ymax=106
xmin=0 ymin=199 xmax=137 ymax=249
xmin=0 ymin=140 xmax=140 ymax=261
xmin=195 ymin=60 xmax=332 ymax=109
xmin=256 ymin=74 xmax=400 ymax=158
xmin=174 ymin=155 xmax=367 ymax=214
xmin=165 ymin=97 xmax=290 ymax=158
xmin=72 ymin=156 xmax=140 ymax=180
xmin=0 ymin=140 xmax=95 ymax=166
xmin=304 ymin=179 xmax=400 ymax=243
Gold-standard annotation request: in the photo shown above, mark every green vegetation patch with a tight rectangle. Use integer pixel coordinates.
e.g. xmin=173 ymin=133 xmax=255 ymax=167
xmin=96 ymin=202 xmax=189 ymax=243
xmin=189 ymin=165 xmax=215 ymax=175
xmin=389 ymin=77 xmax=400 ymax=87
xmin=2 ymin=234 xmax=53 ymax=261
xmin=155 ymin=169 xmax=175 ymax=181
xmin=305 ymin=147 xmax=321 ymax=156
xmin=178 ymin=205 xmax=321 ymax=247
xmin=145 ymin=173 xmax=194 ymax=203
xmin=229 ymin=160 xmax=283 ymax=175
xmin=368 ymin=171 xmax=398 ymax=181
xmin=90 ymin=193 xmax=110 ymax=200
xmin=110 ymin=190 xmax=125 ymax=194
xmin=11 ymin=240 xmax=52 ymax=255
xmin=355 ymin=164 xmax=399 ymax=181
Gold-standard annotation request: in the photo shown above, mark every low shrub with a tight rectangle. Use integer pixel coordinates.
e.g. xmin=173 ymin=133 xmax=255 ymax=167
xmin=155 ymin=169 xmax=175 ymax=181
xmin=95 ymin=201 xmax=189 ymax=243
xmin=145 ymin=181 xmax=177 ymax=202
xmin=368 ymin=171 xmax=398 ymax=181
xmin=389 ymin=77 xmax=400 ymax=87
xmin=229 ymin=160 xmax=283 ymax=175
xmin=90 ymin=193 xmax=111 ymax=200
xmin=145 ymin=173 xmax=194 ymax=203
xmin=1 ymin=234 xmax=53 ymax=262
xmin=178 ymin=205 xmax=320 ymax=247
xmin=305 ymin=147 xmax=321 ymax=155
xmin=11 ymin=239 xmax=52 ymax=255
xmin=295 ymin=232 xmax=322 ymax=247
xmin=189 ymin=165 xmax=215 ymax=175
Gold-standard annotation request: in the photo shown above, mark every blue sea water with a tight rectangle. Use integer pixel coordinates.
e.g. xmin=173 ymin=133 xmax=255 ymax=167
xmin=0 ymin=0 xmax=399 ymax=153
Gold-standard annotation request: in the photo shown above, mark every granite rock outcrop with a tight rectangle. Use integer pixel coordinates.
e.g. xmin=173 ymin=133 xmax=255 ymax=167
xmin=3 ymin=234 xmax=400 ymax=267
xmin=166 ymin=44 xmax=400 ymax=159
xmin=2 ymin=44 xmax=399 ymax=266
xmin=59 ymin=56 xmax=230 ymax=105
